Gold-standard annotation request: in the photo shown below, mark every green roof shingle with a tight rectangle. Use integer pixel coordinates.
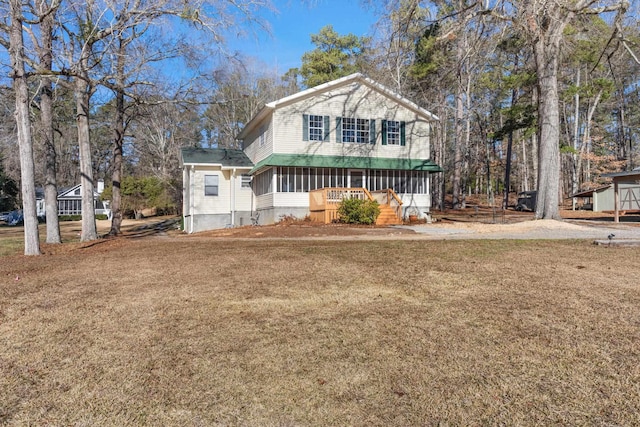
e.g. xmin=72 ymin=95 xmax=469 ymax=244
xmin=250 ymin=154 xmax=442 ymax=174
xmin=181 ymin=147 xmax=253 ymax=168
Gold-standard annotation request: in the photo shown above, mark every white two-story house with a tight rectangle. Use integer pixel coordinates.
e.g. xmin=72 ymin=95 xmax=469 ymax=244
xmin=181 ymin=73 xmax=441 ymax=233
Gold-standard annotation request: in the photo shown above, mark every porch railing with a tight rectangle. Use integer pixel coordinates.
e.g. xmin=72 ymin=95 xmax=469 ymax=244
xmin=309 ymin=187 xmax=402 ymax=223
xmin=370 ymin=189 xmax=403 ymax=220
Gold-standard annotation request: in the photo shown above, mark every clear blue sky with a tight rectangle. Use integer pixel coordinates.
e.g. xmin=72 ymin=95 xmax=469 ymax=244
xmin=228 ymin=0 xmax=378 ymax=73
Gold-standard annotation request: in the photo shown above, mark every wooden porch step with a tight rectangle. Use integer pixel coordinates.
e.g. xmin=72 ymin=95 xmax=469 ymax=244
xmin=376 ymin=205 xmax=402 ymax=225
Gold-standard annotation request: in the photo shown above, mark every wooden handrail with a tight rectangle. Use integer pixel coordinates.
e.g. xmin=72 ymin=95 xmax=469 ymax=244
xmin=371 ymin=188 xmax=403 ymax=206
xmin=310 ymin=187 xmax=371 ymax=208
xmin=311 ymin=188 xmax=402 ymax=206
xmin=388 ymin=188 xmax=403 ymax=206
xmin=310 ymin=187 xmax=404 ymax=224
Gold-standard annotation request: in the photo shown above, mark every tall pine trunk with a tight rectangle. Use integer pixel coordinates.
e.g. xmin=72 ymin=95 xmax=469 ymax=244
xmin=452 ymin=35 xmax=464 ymax=209
xmin=503 ymin=84 xmax=518 ymax=210
xmin=571 ymin=69 xmax=580 ymax=208
xmin=9 ymin=0 xmax=41 ymax=255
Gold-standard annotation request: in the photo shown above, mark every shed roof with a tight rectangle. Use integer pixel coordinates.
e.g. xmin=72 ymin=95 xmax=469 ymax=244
xmin=569 ymin=185 xmax=611 ymax=198
xmin=181 ymin=147 xmax=253 ymax=169
xmin=250 ymin=153 xmax=442 ymax=174
xmin=602 ymin=168 xmax=640 ymax=181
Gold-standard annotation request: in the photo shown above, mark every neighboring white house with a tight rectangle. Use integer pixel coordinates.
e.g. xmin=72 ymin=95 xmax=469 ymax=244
xmin=36 ymin=180 xmax=110 ymax=217
xmin=181 ymin=73 xmax=442 ymax=233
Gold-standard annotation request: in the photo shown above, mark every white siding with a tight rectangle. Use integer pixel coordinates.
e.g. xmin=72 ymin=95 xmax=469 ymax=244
xmin=183 ymin=167 xmax=190 ymax=217
xmin=400 ymin=194 xmax=431 ymax=212
xmin=272 ymin=83 xmax=431 ymax=160
xmin=192 ymin=168 xmax=228 ymax=215
xmin=255 ymin=193 xmax=274 ymax=210
xmin=235 ymin=172 xmax=253 ymax=212
xmin=273 ymin=192 xmax=309 ymax=208
xmin=254 ymin=193 xmax=308 ymax=209
xmin=242 ymin=116 xmax=274 ymax=165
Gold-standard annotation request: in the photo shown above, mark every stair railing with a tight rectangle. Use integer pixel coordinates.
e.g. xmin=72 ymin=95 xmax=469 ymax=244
xmin=371 ymin=188 xmax=403 ymax=219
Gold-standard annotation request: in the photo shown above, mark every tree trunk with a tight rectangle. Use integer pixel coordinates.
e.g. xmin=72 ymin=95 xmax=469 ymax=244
xmin=617 ymin=90 xmax=630 ymax=168
xmin=463 ymin=69 xmax=472 ymax=201
xmin=576 ymin=91 xmax=602 ymax=186
xmin=533 ymin=29 xmax=563 ymax=220
xmin=531 ymin=88 xmax=539 ymax=190
xmin=76 ymin=73 xmax=98 ymax=241
xmin=571 ymin=68 xmax=580 ymax=209
xmin=503 ymin=85 xmax=518 ymax=210
xmin=521 ymin=132 xmax=529 ymax=191
xmin=109 ymin=38 xmax=126 ymax=236
xmin=9 ymin=0 xmax=41 ymax=255
xmin=452 ymin=36 xmax=465 ymax=209
xmin=435 ymin=102 xmax=447 ymax=211
xmin=38 ymin=1 xmax=61 ymax=244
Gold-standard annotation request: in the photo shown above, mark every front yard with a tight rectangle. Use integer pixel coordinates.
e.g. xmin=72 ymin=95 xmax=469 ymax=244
xmin=1 ymin=234 xmax=639 ymax=425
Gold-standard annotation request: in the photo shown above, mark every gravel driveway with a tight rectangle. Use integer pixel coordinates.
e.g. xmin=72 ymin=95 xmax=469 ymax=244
xmin=395 ymin=219 xmax=640 ymax=241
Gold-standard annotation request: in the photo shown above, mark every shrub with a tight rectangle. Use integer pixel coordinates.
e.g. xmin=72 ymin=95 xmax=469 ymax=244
xmin=337 ymin=198 xmax=380 ymax=225
xmin=59 ymin=215 xmax=82 ymax=222
xmin=101 ymin=176 xmax=177 ymax=219
xmin=96 ymin=214 xmax=109 ymax=220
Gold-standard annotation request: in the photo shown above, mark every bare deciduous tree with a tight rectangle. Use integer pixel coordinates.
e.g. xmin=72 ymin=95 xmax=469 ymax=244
xmin=8 ymin=0 xmax=41 ymax=255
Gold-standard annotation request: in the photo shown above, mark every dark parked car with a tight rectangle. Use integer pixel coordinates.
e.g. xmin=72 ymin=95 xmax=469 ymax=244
xmin=515 ymin=191 xmax=537 ymax=211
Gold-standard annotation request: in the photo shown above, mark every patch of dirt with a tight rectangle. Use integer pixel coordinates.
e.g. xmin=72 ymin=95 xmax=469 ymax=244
xmin=191 ymin=207 xmax=640 ymax=240
xmin=4 ymin=208 xmax=638 ymax=245
xmin=426 ymin=218 xmax=587 ymax=233
xmin=194 ymin=222 xmax=417 ymax=239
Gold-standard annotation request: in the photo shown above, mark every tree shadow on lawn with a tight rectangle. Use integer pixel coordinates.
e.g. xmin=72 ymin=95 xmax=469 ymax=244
xmin=99 ymin=217 xmax=181 ymax=240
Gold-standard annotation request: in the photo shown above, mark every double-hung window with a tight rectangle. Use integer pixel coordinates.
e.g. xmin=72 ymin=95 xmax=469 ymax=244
xmin=382 ymin=120 xmax=406 ymax=146
xmin=303 ymin=114 xmax=330 ymax=142
xmin=338 ymin=117 xmax=374 ymax=143
xmin=356 ymin=118 xmax=370 ymax=143
xmin=386 ymin=120 xmax=401 ymax=145
xmin=309 ymin=115 xmax=324 ymax=140
xmin=204 ymin=175 xmax=219 ymax=196
xmin=342 ymin=117 xmax=356 ymax=142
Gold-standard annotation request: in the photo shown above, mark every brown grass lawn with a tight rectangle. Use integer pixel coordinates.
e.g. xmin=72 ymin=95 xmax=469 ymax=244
xmin=1 ymin=230 xmax=640 ymax=425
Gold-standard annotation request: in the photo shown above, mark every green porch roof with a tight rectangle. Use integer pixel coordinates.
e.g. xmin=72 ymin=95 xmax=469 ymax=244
xmin=250 ymin=154 xmax=443 ymax=174
xmin=181 ymin=147 xmax=253 ymax=168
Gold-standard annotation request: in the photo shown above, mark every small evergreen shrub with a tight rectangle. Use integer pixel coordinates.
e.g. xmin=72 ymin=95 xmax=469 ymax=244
xmin=59 ymin=215 xmax=82 ymax=222
xmin=96 ymin=214 xmax=108 ymax=220
xmin=337 ymin=198 xmax=380 ymax=225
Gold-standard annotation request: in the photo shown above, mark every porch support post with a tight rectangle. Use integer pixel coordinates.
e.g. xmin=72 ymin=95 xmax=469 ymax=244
xmin=614 ymin=180 xmax=619 ymax=223
xmin=189 ymin=165 xmax=195 ymax=233
xmin=231 ymin=168 xmax=236 ymax=226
